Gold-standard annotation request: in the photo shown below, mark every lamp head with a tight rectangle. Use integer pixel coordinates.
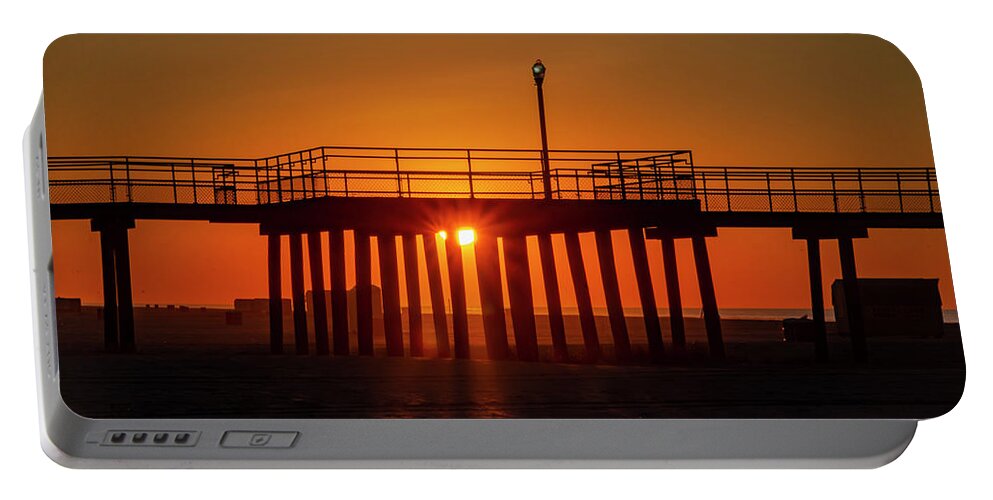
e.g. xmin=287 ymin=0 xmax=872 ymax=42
xmin=532 ymin=59 xmax=546 ymax=85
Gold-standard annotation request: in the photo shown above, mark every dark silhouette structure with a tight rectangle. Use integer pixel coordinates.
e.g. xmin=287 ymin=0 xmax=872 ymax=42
xmin=50 ymin=148 xmax=942 ymax=364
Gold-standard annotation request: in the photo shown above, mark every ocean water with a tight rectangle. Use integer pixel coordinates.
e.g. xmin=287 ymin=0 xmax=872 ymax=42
xmin=121 ymin=303 xmax=960 ymax=324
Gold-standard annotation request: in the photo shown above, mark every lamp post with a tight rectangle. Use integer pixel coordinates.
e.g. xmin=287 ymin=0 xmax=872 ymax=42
xmin=532 ymin=59 xmax=553 ymax=200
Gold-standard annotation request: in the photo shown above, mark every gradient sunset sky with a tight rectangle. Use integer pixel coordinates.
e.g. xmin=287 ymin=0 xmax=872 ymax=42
xmin=43 ymin=34 xmax=955 ymax=310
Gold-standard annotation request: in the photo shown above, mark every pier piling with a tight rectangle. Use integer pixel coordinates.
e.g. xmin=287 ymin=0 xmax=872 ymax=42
xmin=266 ymin=233 xmax=284 ymax=354
xmin=289 ymin=233 xmax=309 ymax=354
xmin=422 ymin=233 xmax=451 ymax=358
xmin=503 ymin=234 xmax=540 ymax=362
xmin=328 ymin=229 xmax=349 ymax=355
xmin=474 ymin=233 xmax=510 ymax=361
xmin=401 ymin=234 xmax=425 ymax=357
xmin=564 ymin=231 xmax=601 ymax=362
xmin=307 ymin=231 xmax=330 ymax=355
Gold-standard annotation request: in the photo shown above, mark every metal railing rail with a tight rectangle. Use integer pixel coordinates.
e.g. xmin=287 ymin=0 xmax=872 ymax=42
xmin=47 ymin=146 xmax=940 ymax=214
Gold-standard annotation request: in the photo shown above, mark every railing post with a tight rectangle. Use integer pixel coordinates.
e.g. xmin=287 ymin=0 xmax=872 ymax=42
xmin=831 ymin=172 xmax=838 ymax=213
xmin=652 ymin=157 xmax=661 ymax=199
xmin=466 ymin=149 xmax=475 ymax=199
xmin=343 ymin=171 xmax=349 ymax=197
xmin=671 ymin=159 xmax=679 ymax=200
xmin=264 ymin=158 xmax=271 ymax=203
xmin=109 ymin=160 xmax=116 ymax=202
xmin=766 ymin=171 xmax=773 ymax=211
xmin=701 ymin=171 xmax=708 ymax=210
xmin=615 ymin=152 xmax=628 ymax=200
xmin=394 ymin=148 xmax=403 ymax=197
xmin=790 ymin=168 xmax=798 ymax=212
xmin=637 ymin=163 xmax=644 ymax=200
xmin=275 ymin=156 xmax=282 ymax=202
xmin=124 ymin=156 xmax=132 ymax=202
xmin=308 ymin=150 xmax=317 ymax=198
xmin=618 ymin=152 xmax=628 ymax=200
xmin=604 ymin=157 xmax=613 ymax=200
xmin=724 ymin=167 xmax=731 ymax=211
xmin=253 ymin=159 xmax=260 ymax=205
xmin=528 ymin=173 xmax=535 ymax=199
xmin=190 ymin=159 xmax=198 ymax=204
xmin=210 ymin=164 xmax=217 ymax=204
xmin=322 ymin=147 xmax=329 ymax=197
xmin=857 ymin=168 xmax=865 ymax=212
xmin=896 ymin=171 xmax=903 ymax=213
xmin=170 ymin=162 xmax=178 ymax=203
xmin=688 ymin=150 xmax=697 ymax=197
xmin=926 ymin=168 xmax=935 ymax=213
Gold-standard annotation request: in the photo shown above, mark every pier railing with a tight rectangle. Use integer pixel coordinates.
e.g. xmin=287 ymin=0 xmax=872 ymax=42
xmin=47 ymin=146 xmax=940 ymax=214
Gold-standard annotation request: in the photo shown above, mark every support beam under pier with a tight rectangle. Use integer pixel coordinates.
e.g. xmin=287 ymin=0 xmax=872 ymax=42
xmin=267 ymin=234 xmax=284 ymax=354
xmin=354 ymin=230 xmax=374 ymax=356
xmin=659 ymin=236 xmax=687 ymax=351
xmin=474 ymin=233 xmax=510 ymax=361
xmin=628 ymin=227 xmax=665 ymax=362
xmin=378 ymin=234 xmax=405 ymax=357
xmin=112 ymin=225 xmax=135 ymax=353
xmin=691 ymin=235 xmax=725 ymax=360
xmin=445 ymin=231 xmax=471 ymax=359
xmin=838 ymin=237 xmax=868 ymax=363
xmin=401 ymin=234 xmax=424 ymax=357
xmin=288 ymin=233 xmax=309 ymax=355
xmin=98 ymin=229 xmax=119 ymax=352
xmin=594 ymin=230 xmax=632 ymax=362
xmin=805 ymin=238 xmax=829 ymax=362
xmin=328 ymin=229 xmax=349 ymax=355
xmin=537 ymin=233 xmax=568 ymax=362
xmin=564 ymin=231 xmax=601 ymax=363
xmin=423 ymin=233 xmax=451 ymax=358
xmin=503 ymin=234 xmax=540 ymax=362
xmin=307 ymin=232 xmax=330 ymax=355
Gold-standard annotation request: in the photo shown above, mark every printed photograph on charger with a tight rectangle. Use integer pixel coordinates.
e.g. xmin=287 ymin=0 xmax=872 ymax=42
xmin=43 ymin=34 xmax=965 ymax=419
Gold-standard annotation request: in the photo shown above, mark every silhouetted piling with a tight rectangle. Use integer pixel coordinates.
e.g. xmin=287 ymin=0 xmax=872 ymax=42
xmin=691 ymin=235 xmax=724 ymax=360
xmin=354 ymin=230 xmax=374 ymax=356
xmin=378 ymin=234 xmax=405 ymax=356
xmin=537 ymin=233 xmax=568 ymax=362
xmin=98 ymin=229 xmax=119 ymax=352
xmin=474 ymin=232 xmax=510 ymax=361
xmin=628 ymin=227 xmax=665 ymax=361
xmin=805 ymin=238 xmax=829 ymax=362
xmin=422 ymin=233 xmax=452 ymax=358
xmin=445 ymin=232 xmax=471 ymax=359
xmin=110 ymin=225 xmax=136 ymax=353
xmin=564 ymin=231 xmax=601 ymax=362
xmin=288 ymin=233 xmax=309 ymax=355
xmin=307 ymin=231 xmax=330 ymax=355
xmin=503 ymin=234 xmax=539 ymax=362
xmin=595 ymin=230 xmax=632 ymax=361
xmin=401 ymin=234 xmax=424 ymax=357
xmin=659 ymin=236 xmax=686 ymax=351
xmin=838 ymin=237 xmax=868 ymax=363
xmin=328 ymin=229 xmax=349 ymax=355
xmin=267 ymin=234 xmax=284 ymax=354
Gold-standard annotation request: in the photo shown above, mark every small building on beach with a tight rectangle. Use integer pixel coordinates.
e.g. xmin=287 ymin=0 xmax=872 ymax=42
xmin=831 ymin=278 xmax=944 ymax=338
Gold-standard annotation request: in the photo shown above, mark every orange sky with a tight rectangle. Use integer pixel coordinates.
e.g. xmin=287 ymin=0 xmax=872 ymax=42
xmin=43 ymin=34 xmax=955 ymax=310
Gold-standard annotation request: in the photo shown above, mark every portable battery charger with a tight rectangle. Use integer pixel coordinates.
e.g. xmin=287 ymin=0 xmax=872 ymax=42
xmin=25 ymin=34 xmax=964 ymax=467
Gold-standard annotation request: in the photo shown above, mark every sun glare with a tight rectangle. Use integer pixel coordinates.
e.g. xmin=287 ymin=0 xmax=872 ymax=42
xmin=457 ymin=228 xmax=476 ymax=246
xmin=437 ymin=230 xmax=448 ymax=240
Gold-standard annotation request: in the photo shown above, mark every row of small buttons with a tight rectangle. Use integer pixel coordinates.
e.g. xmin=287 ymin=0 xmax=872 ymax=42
xmin=100 ymin=430 xmax=298 ymax=449
xmin=103 ymin=431 xmax=199 ymax=447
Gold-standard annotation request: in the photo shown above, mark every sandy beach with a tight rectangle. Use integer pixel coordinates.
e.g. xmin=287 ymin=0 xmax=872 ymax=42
xmin=55 ymin=306 xmax=965 ymax=419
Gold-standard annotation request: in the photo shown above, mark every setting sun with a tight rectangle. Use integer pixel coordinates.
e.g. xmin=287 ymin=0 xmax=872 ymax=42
xmin=457 ymin=228 xmax=476 ymax=246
